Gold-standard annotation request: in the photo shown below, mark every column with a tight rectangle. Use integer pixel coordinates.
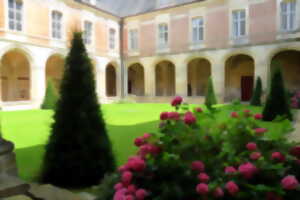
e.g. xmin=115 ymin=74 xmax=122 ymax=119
xmin=211 ymin=59 xmax=225 ymax=103
xmin=254 ymin=50 xmax=269 ymax=91
xmin=142 ymin=59 xmax=156 ymax=97
xmin=30 ymin=65 xmax=46 ymax=108
xmin=175 ymin=57 xmax=187 ymax=97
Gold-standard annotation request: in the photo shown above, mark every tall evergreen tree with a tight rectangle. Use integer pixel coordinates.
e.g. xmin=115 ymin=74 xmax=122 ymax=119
xmin=41 ymin=79 xmax=59 ymax=110
xmin=250 ymin=76 xmax=263 ymax=106
xmin=41 ymin=32 xmax=115 ymax=187
xmin=205 ymin=77 xmax=217 ymax=110
xmin=262 ymin=66 xmax=292 ymax=121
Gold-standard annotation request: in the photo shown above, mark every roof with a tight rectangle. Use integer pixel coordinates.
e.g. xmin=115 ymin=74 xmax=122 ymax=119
xmin=76 ymin=0 xmax=202 ymax=17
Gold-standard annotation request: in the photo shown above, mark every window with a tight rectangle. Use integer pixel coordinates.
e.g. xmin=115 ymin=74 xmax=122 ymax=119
xmin=51 ymin=11 xmax=62 ymax=39
xmin=83 ymin=21 xmax=92 ymax=45
xmin=8 ymin=0 xmax=23 ymax=31
xmin=82 ymin=0 xmax=90 ymax=3
xmin=280 ymin=0 xmax=297 ymax=31
xmin=232 ymin=10 xmax=246 ymax=38
xmin=158 ymin=24 xmax=168 ymax=48
xmin=129 ymin=29 xmax=138 ymax=50
xmin=109 ymin=28 xmax=116 ymax=49
xmin=192 ymin=17 xmax=204 ymax=43
xmin=158 ymin=0 xmax=170 ymax=7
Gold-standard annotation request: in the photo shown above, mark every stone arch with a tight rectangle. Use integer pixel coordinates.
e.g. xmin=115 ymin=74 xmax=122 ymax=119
xmin=106 ymin=63 xmax=117 ymax=97
xmin=155 ymin=60 xmax=175 ymax=96
xmin=45 ymin=54 xmax=65 ymax=91
xmin=271 ymin=50 xmax=300 ymax=92
xmin=225 ymin=54 xmax=255 ymax=101
xmin=187 ymin=58 xmax=211 ymax=96
xmin=0 ymin=49 xmax=31 ymax=101
xmin=128 ymin=63 xmax=145 ymax=96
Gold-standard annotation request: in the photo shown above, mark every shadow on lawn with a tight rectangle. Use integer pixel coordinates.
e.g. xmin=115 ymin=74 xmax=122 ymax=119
xmin=13 ymin=120 xmax=160 ymax=182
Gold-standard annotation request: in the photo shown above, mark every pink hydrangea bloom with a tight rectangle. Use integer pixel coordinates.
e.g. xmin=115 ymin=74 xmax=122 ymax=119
xmin=127 ymin=184 xmax=137 ymax=194
xmin=143 ymin=133 xmax=151 ymax=140
xmin=134 ymin=137 xmax=144 ymax=147
xmin=213 ymin=187 xmax=224 ymax=198
xmin=244 ymin=109 xmax=251 ymax=113
xmin=246 ymin=142 xmax=257 ymax=151
xmin=118 ymin=164 xmax=129 ymax=173
xmin=238 ymin=162 xmax=257 ymax=179
xmin=125 ymin=195 xmax=134 ymax=200
xmin=171 ymin=96 xmax=183 ymax=107
xmin=198 ymin=173 xmax=210 ymax=183
xmin=271 ymin=152 xmax=286 ymax=162
xmin=114 ymin=183 xmax=124 ymax=191
xmin=160 ymin=112 xmax=169 ymax=120
xmin=226 ymin=181 xmax=239 ymax=196
xmin=196 ymin=183 xmax=209 ymax=195
xmin=191 ymin=161 xmax=205 ymax=172
xmin=127 ymin=156 xmax=146 ymax=172
xmin=231 ymin=112 xmax=239 ymax=118
xmin=184 ymin=112 xmax=196 ymax=125
xmin=168 ymin=112 xmax=180 ymax=120
xmin=290 ymin=146 xmax=300 ymax=158
xmin=254 ymin=128 xmax=267 ymax=136
xmin=195 ymin=107 xmax=203 ymax=113
xmin=254 ymin=113 xmax=263 ymax=120
xmin=281 ymin=175 xmax=299 ymax=190
xmin=225 ymin=166 xmax=237 ymax=174
xmin=250 ymin=152 xmax=262 ymax=160
xmin=135 ymin=189 xmax=148 ymax=200
xmin=122 ymin=171 xmax=133 ymax=185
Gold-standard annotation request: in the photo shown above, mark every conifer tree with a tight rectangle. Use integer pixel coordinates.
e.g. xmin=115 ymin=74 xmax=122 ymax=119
xmin=41 ymin=79 xmax=58 ymax=110
xmin=262 ymin=66 xmax=292 ymax=121
xmin=42 ymin=32 xmax=115 ymax=187
xmin=205 ymin=77 xmax=217 ymax=110
xmin=250 ymin=77 xmax=263 ymax=106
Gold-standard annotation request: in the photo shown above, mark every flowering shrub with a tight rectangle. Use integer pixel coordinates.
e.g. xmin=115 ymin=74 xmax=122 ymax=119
xmin=111 ymin=97 xmax=300 ymax=200
xmin=291 ymin=91 xmax=300 ymax=109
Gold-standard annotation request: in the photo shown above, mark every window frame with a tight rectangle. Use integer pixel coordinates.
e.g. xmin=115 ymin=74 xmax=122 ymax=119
xmin=128 ymin=29 xmax=139 ymax=51
xmin=51 ymin=11 xmax=63 ymax=40
xmin=191 ymin=17 xmax=204 ymax=43
xmin=83 ymin=20 xmax=93 ymax=45
xmin=232 ymin=9 xmax=246 ymax=38
xmin=7 ymin=0 xmax=24 ymax=32
xmin=109 ymin=28 xmax=116 ymax=50
xmin=280 ymin=0 xmax=297 ymax=32
xmin=157 ymin=23 xmax=168 ymax=49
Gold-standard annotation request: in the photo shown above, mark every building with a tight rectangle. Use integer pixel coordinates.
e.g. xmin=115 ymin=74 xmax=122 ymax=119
xmin=0 ymin=0 xmax=299 ymax=110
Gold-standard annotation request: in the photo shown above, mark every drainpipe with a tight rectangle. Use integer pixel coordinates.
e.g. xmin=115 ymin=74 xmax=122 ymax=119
xmin=119 ymin=18 xmax=125 ymax=99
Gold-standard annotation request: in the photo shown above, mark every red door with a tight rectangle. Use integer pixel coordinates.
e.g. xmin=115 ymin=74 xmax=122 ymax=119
xmin=241 ymin=76 xmax=254 ymax=101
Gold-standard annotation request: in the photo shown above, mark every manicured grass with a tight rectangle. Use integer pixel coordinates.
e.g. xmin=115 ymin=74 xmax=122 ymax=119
xmin=1 ymin=103 xmax=293 ymax=182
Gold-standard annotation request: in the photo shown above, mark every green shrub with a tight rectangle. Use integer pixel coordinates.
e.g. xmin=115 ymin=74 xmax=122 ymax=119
xmin=205 ymin=77 xmax=217 ymax=110
xmin=108 ymin=97 xmax=299 ymax=200
xmin=41 ymin=79 xmax=58 ymax=110
xmin=263 ymin=66 xmax=293 ymax=121
xmin=250 ymin=77 xmax=263 ymax=106
xmin=41 ymin=32 xmax=115 ymax=188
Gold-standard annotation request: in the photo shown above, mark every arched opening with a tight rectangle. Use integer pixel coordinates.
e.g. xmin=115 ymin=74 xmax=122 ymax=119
xmin=225 ymin=54 xmax=254 ymax=101
xmin=45 ymin=55 xmax=64 ymax=91
xmin=187 ymin=58 xmax=211 ymax=96
xmin=271 ymin=50 xmax=300 ymax=92
xmin=106 ymin=64 xmax=117 ymax=97
xmin=0 ymin=50 xmax=31 ymax=102
xmin=155 ymin=61 xmax=175 ymax=96
xmin=128 ymin=63 xmax=145 ymax=96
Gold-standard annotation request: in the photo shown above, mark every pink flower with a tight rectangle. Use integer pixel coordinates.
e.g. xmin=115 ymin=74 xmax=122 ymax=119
xmin=226 ymin=181 xmax=239 ymax=196
xmin=160 ymin=112 xmax=169 ymax=120
xmin=114 ymin=188 xmax=128 ymax=200
xmin=254 ymin=128 xmax=267 ymax=136
xmin=127 ymin=185 xmax=137 ymax=194
xmin=135 ymin=189 xmax=148 ymax=200
xmin=250 ymin=152 xmax=262 ymax=160
xmin=127 ymin=156 xmax=146 ymax=172
xmin=168 ymin=112 xmax=180 ymax=120
xmin=125 ymin=195 xmax=134 ymax=200
xmin=184 ymin=112 xmax=196 ymax=125
xmin=281 ymin=175 xmax=299 ymax=190
xmin=246 ymin=142 xmax=257 ymax=151
xmin=254 ymin=113 xmax=263 ymax=120
xmin=290 ymin=146 xmax=300 ymax=158
xmin=198 ymin=173 xmax=210 ymax=183
xmin=171 ymin=96 xmax=183 ymax=107
xmin=139 ymin=144 xmax=161 ymax=158
xmin=195 ymin=107 xmax=203 ymax=113
xmin=114 ymin=183 xmax=124 ymax=191
xmin=118 ymin=164 xmax=129 ymax=173
xmin=225 ymin=166 xmax=237 ymax=174
xmin=244 ymin=109 xmax=251 ymax=114
xmin=143 ymin=133 xmax=151 ymax=140
xmin=231 ymin=112 xmax=239 ymax=118
xmin=213 ymin=187 xmax=224 ymax=198
xmin=134 ymin=137 xmax=144 ymax=147
xmin=271 ymin=152 xmax=286 ymax=162
xmin=196 ymin=183 xmax=209 ymax=195
xmin=122 ymin=171 xmax=133 ymax=185
xmin=238 ymin=162 xmax=257 ymax=179
xmin=191 ymin=161 xmax=205 ymax=172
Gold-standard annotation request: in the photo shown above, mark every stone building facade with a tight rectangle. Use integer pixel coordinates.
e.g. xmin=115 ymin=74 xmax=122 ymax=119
xmin=0 ymin=0 xmax=300 ymax=110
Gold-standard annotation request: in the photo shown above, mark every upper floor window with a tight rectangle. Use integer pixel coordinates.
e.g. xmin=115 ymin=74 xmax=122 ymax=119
xmin=232 ymin=10 xmax=246 ymax=38
xmin=51 ymin=11 xmax=62 ymax=39
xmin=8 ymin=0 xmax=23 ymax=31
xmin=158 ymin=0 xmax=171 ymax=7
xmin=129 ymin=29 xmax=138 ymax=50
xmin=192 ymin=17 xmax=204 ymax=43
xmin=83 ymin=21 xmax=92 ymax=45
xmin=158 ymin=23 xmax=168 ymax=48
xmin=280 ymin=0 xmax=297 ymax=31
xmin=109 ymin=28 xmax=116 ymax=49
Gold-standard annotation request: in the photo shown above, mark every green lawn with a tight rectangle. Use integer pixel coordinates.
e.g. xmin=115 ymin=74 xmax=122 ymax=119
xmin=1 ymin=103 xmax=293 ymax=183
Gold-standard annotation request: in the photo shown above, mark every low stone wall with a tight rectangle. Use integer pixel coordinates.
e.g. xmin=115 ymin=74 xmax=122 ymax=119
xmin=0 ymin=139 xmax=18 ymax=177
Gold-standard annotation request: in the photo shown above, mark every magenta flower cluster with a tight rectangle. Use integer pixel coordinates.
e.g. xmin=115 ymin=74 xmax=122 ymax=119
xmin=291 ymin=91 xmax=300 ymax=109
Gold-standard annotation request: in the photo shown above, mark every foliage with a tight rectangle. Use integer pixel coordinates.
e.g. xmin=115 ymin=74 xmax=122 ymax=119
xmin=291 ymin=91 xmax=300 ymax=109
xmin=41 ymin=79 xmax=59 ymax=110
xmin=108 ymin=97 xmax=299 ymax=200
xmin=250 ymin=77 xmax=263 ymax=106
xmin=205 ymin=77 xmax=217 ymax=111
xmin=41 ymin=32 xmax=115 ymax=188
xmin=263 ymin=66 xmax=293 ymax=121
xmin=96 ymin=173 xmax=119 ymax=200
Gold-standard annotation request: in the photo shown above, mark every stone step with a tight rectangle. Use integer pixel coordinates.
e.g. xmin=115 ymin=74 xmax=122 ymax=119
xmin=0 ymin=175 xmax=30 ymax=198
xmin=3 ymin=195 xmax=32 ymax=200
